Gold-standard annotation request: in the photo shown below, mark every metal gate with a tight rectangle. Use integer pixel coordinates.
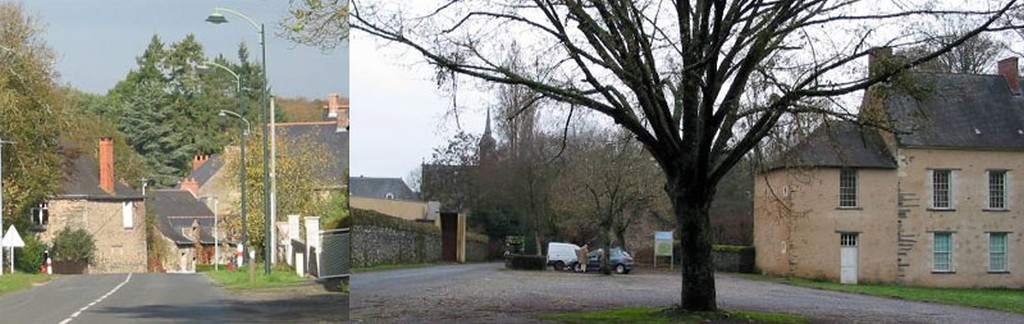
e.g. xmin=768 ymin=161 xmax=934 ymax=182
xmin=317 ymin=228 xmax=350 ymax=279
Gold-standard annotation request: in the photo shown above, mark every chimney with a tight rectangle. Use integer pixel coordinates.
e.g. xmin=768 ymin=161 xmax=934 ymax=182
xmin=99 ymin=137 xmax=115 ymax=193
xmin=324 ymin=93 xmax=340 ymax=119
xmin=999 ymin=57 xmax=1020 ymax=96
xmin=868 ymin=47 xmax=893 ymax=78
xmin=192 ymin=154 xmax=209 ymax=171
xmin=337 ymin=103 xmax=349 ymax=133
xmin=180 ymin=178 xmax=199 ymax=197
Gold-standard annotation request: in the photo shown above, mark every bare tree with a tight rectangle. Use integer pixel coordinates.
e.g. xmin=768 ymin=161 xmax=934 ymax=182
xmin=352 ymin=0 xmax=1019 ymax=311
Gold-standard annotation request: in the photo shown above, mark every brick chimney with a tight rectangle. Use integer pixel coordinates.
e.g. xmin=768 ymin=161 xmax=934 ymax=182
xmin=192 ymin=154 xmax=209 ymax=171
xmin=180 ymin=178 xmax=199 ymax=197
xmin=324 ymin=93 xmax=340 ymax=119
xmin=337 ymin=103 xmax=349 ymax=133
xmin=999 ymin=57 xmax=1020 ymax=96
xmin=868 ymin=47 xmax=893 ymax=78
xmin=99 ymin=137 xmax=115 ymax=193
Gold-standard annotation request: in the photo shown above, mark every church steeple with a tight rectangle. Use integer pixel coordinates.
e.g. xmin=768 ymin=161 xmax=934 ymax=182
xmin=478 ymin=107 xmax=497 ymax=165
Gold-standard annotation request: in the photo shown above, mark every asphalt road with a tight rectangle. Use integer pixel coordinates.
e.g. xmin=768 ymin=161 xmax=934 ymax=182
xmin=350 ymin=262 xmax=1024 ymax=323
xmin=0 ymin=273 xmax=238 ymax=323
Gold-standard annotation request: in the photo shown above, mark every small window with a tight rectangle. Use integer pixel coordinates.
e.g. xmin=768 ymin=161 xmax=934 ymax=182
xmin=31 ymin=203 xmax=49 ymax=226
xmin=989 ymin=171 xmax=1008 ymax=210
xmin=840 ymin=233 xmax=858 ymax=247
xmin=989 ymin=233 xmax=1008 ymax=272
xmin=933 ymin=232 xmax=953 ymax=272
xmin=932 ymin=170 xmax=952 ymax=209
xmin=839 ymin=169 xmax=857 ymax=208
xmin=385 ymin=193 xmax=395 ymax=200
xmin=122 ymin=202 xmax=134 ymax=229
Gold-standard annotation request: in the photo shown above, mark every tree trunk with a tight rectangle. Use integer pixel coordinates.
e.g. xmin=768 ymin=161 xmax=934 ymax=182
xmin=614 ymin=227 xmax=627 ymax=253
xmin=600 ymin=226 xmax=611 ymax=275
xmin=669 ymin=175 xmax=717 ymax=311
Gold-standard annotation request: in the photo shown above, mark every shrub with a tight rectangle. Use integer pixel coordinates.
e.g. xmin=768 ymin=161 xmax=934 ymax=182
xmin=14 ymin=233 xmax=46 ymax=273
xmin=51 ymin=228 xmax=95 ymax=262
xmin=506 ymin=254 xmax=546 ymax=271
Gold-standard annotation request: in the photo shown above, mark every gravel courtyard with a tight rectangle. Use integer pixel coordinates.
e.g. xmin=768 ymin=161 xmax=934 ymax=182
xmin=350 ymin=262 xmax=1024 ymax=323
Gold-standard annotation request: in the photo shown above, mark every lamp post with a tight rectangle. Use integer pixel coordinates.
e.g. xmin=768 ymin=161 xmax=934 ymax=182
xmin=207 ymin=7 xmax=272 ymax=275
xmin=0 ymin=139 xmax=13 ymax=276
xmin=217 ymin=110 xmax=251 ymax=274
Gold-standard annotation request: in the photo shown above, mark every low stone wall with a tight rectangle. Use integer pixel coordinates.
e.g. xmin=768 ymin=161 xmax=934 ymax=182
xmin=713 ymin=247 xmax=755 ymax=273
xmin=466 ymin=233 xmax=489 ymax=262
xmin=352 ymin=224 xmax=442 ymax=267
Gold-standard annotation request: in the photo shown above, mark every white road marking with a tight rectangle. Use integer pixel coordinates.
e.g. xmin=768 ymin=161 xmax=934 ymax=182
xmin=58 ymin=273 xmax=133 ymax=324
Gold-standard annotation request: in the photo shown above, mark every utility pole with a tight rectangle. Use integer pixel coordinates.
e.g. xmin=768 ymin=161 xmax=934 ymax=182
xmin=0 ymin=138 xmax=15 ymax=276
xmin=269 ymin=96 xmax=278 ymax=265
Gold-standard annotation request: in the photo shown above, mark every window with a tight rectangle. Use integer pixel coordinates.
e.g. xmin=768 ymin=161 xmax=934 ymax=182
xmin=989 ymin=171 xmax=1008 ymax=210
xmin=385 ymin=193 xmax=395 ymax=200
xmin=31 ymin=203 xmax=48 ymax=226
xmin=839 ymin=169 xmax=858 ymax=208
xmin=840 ymin=233 xmax=858 ymax=247
xmin=990 ymin=233 xmax=1008 ymax=272
xmin=122 ymin=202 xmax=134 ymax=229
xmin=932 ymin=170 xmax=953 ymax=209
xmin=933 ymin=232 xmax=953 ymax=272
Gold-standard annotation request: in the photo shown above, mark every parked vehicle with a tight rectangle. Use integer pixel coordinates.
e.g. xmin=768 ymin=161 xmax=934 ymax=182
xmin=572 ymin=247 xmax=634 ymax=274
xmin=545 ymin=242 xmax=580 ymax=271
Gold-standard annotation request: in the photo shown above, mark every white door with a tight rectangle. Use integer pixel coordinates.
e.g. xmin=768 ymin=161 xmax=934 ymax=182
xmin=840 ymin=233 xmax=858 ymax=284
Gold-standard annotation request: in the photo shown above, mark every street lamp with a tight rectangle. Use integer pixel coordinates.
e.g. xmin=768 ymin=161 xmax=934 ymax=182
xmin=217 ymin=109 xmax=251 ymax=271
xmin=0 ymin=138 xmax=13 ymax=276
xmin=207 ymin=6 xmax=273 ymax=275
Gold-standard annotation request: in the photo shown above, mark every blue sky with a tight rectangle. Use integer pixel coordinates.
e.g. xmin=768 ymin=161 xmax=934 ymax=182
xmin=21 ymin=0 xmax=348 ymax=98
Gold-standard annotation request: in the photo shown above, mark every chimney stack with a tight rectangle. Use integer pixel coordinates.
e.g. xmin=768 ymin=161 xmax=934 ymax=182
xmin=192 ymin=154 xmax=209 ymax=171
xmin=180 ymin=178 xmax=199 ymax=197
xmin=99 ymin=137 xmax=115 ymax=193
xmin=337 ymin=103 xmax=349 ymax=133
xmin=868 ymin=47 xmax=893 ymax=78
xmin=999 ymin=57 xmax=1020 ymax=96
xmin=325 ymin=93 xmax=340 ymax=119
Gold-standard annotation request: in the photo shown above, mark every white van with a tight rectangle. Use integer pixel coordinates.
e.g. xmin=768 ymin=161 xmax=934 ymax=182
xmin=546 ymin=242 xmax=580 ymax=270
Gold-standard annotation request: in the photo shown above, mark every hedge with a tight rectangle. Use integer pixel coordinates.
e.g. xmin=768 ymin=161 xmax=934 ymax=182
xmin=506 ymin=254 xmax=546 ymax=270
xmin=351 ymin=208 xmax=441 ymax=235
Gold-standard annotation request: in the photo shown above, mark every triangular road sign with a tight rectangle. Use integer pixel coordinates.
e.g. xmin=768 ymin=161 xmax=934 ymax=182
xmin=2 ymin=225 xmax=24 ymax=248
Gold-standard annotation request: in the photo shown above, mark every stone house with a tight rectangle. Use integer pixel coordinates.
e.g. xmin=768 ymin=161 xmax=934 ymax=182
xmin=149 ymin=189 xmax=231 ymax=272
xmin=754 ymin=53 xmax=1024 ymax=288
xmin=38 ymin=137 xmax=147 ymax=274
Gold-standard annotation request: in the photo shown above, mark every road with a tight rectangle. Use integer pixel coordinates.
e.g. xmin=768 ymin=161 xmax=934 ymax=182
xmin=350 ymin=262 xmax=1024 ymax=323
xmin=0 ymin=273 xmax=237 ymax=323
xmin=0 ymin=273 xmax=347 ymax=323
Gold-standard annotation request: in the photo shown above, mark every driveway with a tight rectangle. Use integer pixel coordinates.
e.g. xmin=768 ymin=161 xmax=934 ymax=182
xmin=0 ymin=273 xmax=346 ymax=323
xmin=351 ymin=262 xmax=1024 ymax=323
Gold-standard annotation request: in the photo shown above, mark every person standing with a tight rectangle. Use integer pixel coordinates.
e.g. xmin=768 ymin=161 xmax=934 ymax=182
xmin=576 ymin=244 xmax=589 ymax=273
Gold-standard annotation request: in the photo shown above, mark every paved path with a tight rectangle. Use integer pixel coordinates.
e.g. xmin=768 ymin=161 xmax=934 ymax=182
xmin=351 ymin=262 xmax=1024 ymax=323
xmin=0 ymin=273 xmax=237 ymax=323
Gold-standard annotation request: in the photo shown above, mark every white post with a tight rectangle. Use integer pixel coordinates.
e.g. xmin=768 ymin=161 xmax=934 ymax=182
xmin=287 ymin=215 xmax=300 ymax=266
xmin=304 ymin=216 xmax=320 ymax=275
xmin=269 ymin=96 xmax=278 ymax=265
xmin=213 ymin=198 xmax=219 ymax=271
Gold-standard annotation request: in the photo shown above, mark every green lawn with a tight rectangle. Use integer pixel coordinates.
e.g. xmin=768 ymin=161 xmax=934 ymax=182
xmin=735 ymin=274 xmax=1024 ymax=314
xmin=539 ymin=307 xmax=807 ymax=323
xmin=203 ymin=264 xmax=308 ymax=290
xmin=0 ymin=272 xmax=51 ymax=295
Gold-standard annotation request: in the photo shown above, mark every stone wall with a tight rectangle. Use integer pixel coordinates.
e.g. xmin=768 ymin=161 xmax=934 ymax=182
xmin=712 ymin=247 xmax=756 ymax=273
xmin=42 ymin=199 xmax=147 ymax=273
xmin=466 ymin=233 xmax=489 ymax=262
xmin=352 ymin=225 xmax=442 ymax=267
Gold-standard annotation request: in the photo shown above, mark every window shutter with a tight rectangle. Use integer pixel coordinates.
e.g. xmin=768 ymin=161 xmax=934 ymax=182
xmin=927 ymin=170 xmax=934 ymax=208
xmin=950 ymin=170 xmax=957 ymax=209
xmin=122 ymin=202 xmax=134 ymax=229
xmin=1007 ymin=171 xmax=1013 ymax=210
xmin=985 ymin=170 xmax=991 ymax=209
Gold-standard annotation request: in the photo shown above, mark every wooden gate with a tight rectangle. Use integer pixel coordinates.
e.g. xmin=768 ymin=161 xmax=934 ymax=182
xmin=441 ymin=212 xmax=458 ymax=262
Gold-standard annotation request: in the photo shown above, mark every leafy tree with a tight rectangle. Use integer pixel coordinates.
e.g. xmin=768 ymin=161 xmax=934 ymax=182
xmin=14 ymin=233 xmax=46 ymax=273
xmin=282 ymin=0 xmax=350 ymax=50
xmin=351 ymin=0 xmax=1017 ymax=311
xmin=51 ymin=228 xmax=95 ymax=262
xmin=0 ymin=3 xmax=64 ymax=227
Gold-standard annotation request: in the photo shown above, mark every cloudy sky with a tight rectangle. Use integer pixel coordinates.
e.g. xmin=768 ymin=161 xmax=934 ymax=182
xmin=21 ymin=0 xmax=348 ymax=98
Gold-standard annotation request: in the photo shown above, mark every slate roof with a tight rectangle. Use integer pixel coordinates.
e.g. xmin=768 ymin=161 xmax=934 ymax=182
xmin=769 ymin=121 xmax=897 ymax=170
xmin=191 ymin=154 xmax=223 ymax=187
xmin=350 ymin=176 xmax=418 ymax=200
xmin=275 ymin=122 xmax=349 ymax=188
xmin=55 ymin=150 xmax=144 ymax=200
xmin=884 ymin=73 xmax=1024 ymax=149
xmin=149 ymin=190 xmax=219 ymax=245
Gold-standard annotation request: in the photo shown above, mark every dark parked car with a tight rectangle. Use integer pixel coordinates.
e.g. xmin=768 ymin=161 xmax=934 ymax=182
xmin=571 ymin=247 xmax=634 ymax=274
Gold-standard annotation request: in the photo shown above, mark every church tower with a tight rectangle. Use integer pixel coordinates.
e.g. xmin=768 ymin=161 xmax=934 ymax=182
xmin=478 ymin=107 xmax=497 ymax=165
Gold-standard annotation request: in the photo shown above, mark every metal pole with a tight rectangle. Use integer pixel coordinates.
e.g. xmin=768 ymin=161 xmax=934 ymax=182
xmin=269 ymin=96 xmax=277 ymax=266
xmin=213 ymin=197 xmax=219 ymax=271
xmin=0 ymin=139 xmax=13 ymax=276
xmin=260 ymin=23 xmax=271 ymax=275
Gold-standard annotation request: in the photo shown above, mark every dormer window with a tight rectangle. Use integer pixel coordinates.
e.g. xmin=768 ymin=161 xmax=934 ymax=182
xmin=385 ymin=193 xmax=395 ymax=200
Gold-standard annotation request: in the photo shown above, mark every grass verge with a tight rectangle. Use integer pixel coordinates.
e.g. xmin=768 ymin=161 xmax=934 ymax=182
xmin=203 ymin=263 xmax=308 ymax=290
xmin=539 ymin=307 xmax=807 ymax=323
xmin=734 ymin=273 xmax=1024 ymax=314
xmin=0 ymin=272 xmax=51 ymax=295
xmin=352 ymin=262 xmax=441 ymax=273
